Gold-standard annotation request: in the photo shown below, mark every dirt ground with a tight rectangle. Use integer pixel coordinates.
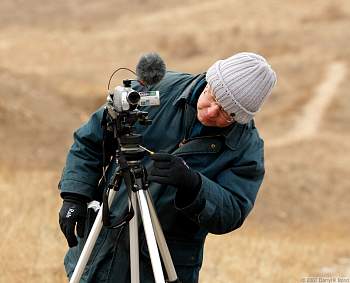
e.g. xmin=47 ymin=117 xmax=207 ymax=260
xmin=0 ymin=0 xmax=350 ymax=282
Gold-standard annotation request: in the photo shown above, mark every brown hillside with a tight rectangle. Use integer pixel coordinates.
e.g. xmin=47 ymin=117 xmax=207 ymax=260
xmin=0 ymin=0 xmax=349 ymax=282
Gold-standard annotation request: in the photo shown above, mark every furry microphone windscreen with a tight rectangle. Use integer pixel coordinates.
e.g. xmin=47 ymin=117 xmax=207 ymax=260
xmin=136 ymin=52 xmax=166 ymax=86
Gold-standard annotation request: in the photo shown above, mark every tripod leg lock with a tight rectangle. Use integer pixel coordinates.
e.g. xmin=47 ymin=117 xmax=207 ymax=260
xmin=130 ymin=165 xmax=149 ymax=192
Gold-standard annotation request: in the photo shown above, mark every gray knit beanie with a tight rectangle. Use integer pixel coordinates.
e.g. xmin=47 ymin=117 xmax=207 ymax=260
xmin=206 ymin=52 xmax=277 ymax=124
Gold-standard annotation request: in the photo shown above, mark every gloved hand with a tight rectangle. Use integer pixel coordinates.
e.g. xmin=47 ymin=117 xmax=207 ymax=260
xmin=59 ymin=195 xmax=88 ymax=247
xmin=148 ymin=153 xmax=201 ymax=192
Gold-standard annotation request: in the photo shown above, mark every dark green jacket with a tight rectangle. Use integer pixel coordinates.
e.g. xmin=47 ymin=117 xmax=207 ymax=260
xmin=59 ymin=71 xmax=265 ymax=283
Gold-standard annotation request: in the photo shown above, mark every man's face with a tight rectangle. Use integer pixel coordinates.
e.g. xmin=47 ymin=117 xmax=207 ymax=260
xmin=197 ymin=85 xmax=235 ymax=127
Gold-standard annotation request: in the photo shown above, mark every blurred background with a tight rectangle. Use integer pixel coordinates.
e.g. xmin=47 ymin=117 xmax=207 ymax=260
xmin=0 ymin=0 xmax=349 ymax=282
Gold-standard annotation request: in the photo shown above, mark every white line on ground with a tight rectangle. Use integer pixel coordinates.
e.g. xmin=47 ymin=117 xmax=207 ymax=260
xmin=267 ymin=62 xmax=347 ymax=147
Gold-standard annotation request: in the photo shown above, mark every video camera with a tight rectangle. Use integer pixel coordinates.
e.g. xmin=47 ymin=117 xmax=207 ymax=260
xmin=106 ymin=52 xmax=165 ymax=115
xmin=108 ymin=80 xmax=160 ymax=113
xmin=101 ymin=52 xmax=166 ymax=161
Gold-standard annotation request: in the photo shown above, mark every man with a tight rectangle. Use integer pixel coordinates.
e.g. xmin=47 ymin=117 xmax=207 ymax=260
xmin=58 ymin=52 xmax=277 ymax=283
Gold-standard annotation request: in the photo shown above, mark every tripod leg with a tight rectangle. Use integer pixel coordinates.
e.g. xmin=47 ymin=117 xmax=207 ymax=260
xmin=145 ymin=191 xmax=179 ymax=283
xmin=129 ymin=192 xmax=140 ymax=283
xmin=137 ymin=190 xmax=166 ymax=283
xmin=69 ymin=190 xmax=117 ymax=283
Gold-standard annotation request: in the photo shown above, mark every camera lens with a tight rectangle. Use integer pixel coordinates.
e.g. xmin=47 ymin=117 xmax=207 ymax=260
xmin=127 ymin=91 xmax=140 ymax=105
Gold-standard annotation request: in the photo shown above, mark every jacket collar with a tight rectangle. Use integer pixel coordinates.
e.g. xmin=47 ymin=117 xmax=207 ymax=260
xmin=223 ymin=121 xmax=254 ymax=150
xmin=173 ymin=73 xmax=206 ymax=107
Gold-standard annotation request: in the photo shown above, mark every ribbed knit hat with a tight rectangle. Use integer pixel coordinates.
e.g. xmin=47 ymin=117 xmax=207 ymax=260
xmin=206 ymin=52 xmax=277 ymax=124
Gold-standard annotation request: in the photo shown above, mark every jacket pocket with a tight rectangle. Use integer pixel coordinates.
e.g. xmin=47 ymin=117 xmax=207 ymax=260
xmin=173 ymin=138 xmax=223 ymax=174
xmin=173 ymin=137 xmax=223 ymax=156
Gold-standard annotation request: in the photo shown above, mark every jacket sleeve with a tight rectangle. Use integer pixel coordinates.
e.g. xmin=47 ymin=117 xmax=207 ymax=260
xmin=58 ymin=106 xmax=106 ymax=200
xmin=175 ymin=135 xmax=265 ymax=234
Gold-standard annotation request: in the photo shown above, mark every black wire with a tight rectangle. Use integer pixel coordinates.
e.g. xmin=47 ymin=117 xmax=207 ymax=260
xmin=107 ymin=68 xmax=137 ymax=90
xmin=105 ymin=225 xmax=126 ymax=282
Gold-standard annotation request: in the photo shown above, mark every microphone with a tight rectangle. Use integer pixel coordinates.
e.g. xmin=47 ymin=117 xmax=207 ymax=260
xmin=136 ymin=52 xmax=166 ymax=86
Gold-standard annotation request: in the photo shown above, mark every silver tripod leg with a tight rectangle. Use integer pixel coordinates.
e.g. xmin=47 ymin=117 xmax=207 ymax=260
xmin=129 ymin=192 xmax=140 ymax=283
xmin=145 ymin=190 xmax=178 ymax=282
xmin=69 ymin=189 xmax=117 ymax=283
xmin=136 ymin=189 xmax=166 ymax=283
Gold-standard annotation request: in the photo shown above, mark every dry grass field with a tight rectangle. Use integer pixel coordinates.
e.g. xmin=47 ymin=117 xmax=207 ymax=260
xmin=1 ymin=0 xmax=350 ymax=282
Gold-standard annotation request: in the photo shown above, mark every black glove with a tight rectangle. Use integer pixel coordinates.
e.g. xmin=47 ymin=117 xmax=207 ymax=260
xmin=59 ymin=195 xmax=88 ymax=247
xmin=148 ymin=153 xmax=201 ymax=192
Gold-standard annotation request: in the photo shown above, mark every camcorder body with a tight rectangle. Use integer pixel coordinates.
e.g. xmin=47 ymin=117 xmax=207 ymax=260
xmin=109 ymin=82 xmax=160 ymax=112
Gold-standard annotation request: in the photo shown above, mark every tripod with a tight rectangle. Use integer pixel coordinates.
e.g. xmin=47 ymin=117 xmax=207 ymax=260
xmin=69 ymin=109 xmax=180 ymax=283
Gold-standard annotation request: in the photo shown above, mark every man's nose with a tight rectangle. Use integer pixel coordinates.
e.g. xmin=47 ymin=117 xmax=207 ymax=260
xmin=207 ymin=104 xmax=220 ymax=117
